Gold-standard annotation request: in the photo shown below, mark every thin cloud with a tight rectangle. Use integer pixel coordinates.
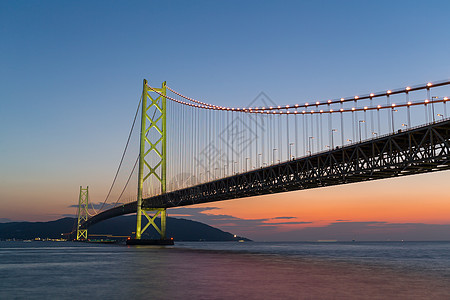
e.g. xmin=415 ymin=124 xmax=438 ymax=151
xmin=169 ymin=207 xmax=311 ymax=236
xmin=62 ymin=214 xmax=76 ymax=218
xmin=68 ymin=202 xmax=124 ymax=210
xmin=169 ymin=207 xmax=219 ymax=217
xmin=171 ymin=207 xmax=450 ymax=241
xmin=262 ymin=221 xmax=312 ymax=226
xmin=272 ymin=216 xmax=297 ymax=220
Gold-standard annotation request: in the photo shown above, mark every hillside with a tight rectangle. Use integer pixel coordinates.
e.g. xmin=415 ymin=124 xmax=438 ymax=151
xmin=0 ymin=216 xmax=250 ymax=241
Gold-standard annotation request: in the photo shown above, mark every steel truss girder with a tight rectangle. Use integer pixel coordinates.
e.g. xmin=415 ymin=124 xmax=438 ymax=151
xmin=142 ymin=119 xmax=450 ymax=209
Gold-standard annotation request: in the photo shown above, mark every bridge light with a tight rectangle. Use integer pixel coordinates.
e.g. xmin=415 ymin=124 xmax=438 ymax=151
xmin=340 ymin=108 xmax=344 ymax=112
xmin=305 ymin=103 xmax=309 ymax=106
xmin=425 ymin=99 xmax=429 ymax=103
xmin=387 ymin=90 xmax=392 ymax=94
xmin=406 ymin=86 xmax=411 ymax=91
xmin=330 ymin=109 xmax=334 ymax=112
xmin=328 ymin=100 xmax=332 ymax=103
xmin=286 ymin=105 xmax=290 ymax=108
xmin=316 ymin=101 xmax=320 ymax=105
xmin=444 ymin=97 xmax=448 ymax=101
xmin=351 ymin=107 xmax=355 ymax=111
xmin=407 ymin=101 xmax=412 ymax=105
xmin=392 ymin=103 xmax=396 ymax=107
xmin=302 ymin=110 xmax=306 ymax=114
xmin=354 ymin=96 xmax=359 ymax=100
xmin=320 ymin=109 xmax=323 ymax=113
xmin=427 ymin=82 xmax=432 ymax=87
xmin=277 ymin=106 xmax=281 ymax=109
xmin=311 ymin=110 xmax=315 ymax=113
xmin=295 ymin=104 xmax=299 ymax=107
xmin=340 ymin=98 xmax=345 ymax=102
xmin=294 ymin=111 xmax=298 ymax=114
xmin=269 ymin=106 xmax=273 ymax=109
xmin=377 ymin=105 xmax=381 ymax=109
xmin=370 ymin=93 xmax=375 ymax=97
xmin=364 ymin=106 xmax=368 ymax=110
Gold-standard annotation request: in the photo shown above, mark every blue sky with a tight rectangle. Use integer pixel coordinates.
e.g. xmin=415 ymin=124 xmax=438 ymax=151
xmin=1 ymin=1 xmax=449 ymax=240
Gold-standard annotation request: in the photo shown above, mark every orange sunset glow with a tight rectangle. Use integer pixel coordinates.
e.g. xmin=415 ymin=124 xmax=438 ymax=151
xmin=191 ymin=171 xmax=450 ymax=234
xmin=215 ymin=175 xmax=447 ymax=221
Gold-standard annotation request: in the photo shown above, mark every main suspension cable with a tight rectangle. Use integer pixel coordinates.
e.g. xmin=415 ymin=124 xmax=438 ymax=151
xmin=113 ymin=155 xmax=139 ymax=206
xmin=166 ymin=80 xmax=450 ymax=111
xmin=97 ymin=95 xmax=142 ymax=212
xmin=149 ymin=83 xmax=449 ymax=115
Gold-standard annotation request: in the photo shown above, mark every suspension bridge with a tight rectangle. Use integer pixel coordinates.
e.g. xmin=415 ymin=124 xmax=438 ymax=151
xmin=75 ymin=79 xmax=450 ymax=244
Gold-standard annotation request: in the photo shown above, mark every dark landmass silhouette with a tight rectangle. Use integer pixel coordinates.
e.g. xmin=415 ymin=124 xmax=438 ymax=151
xmin=0 ymin=215 xmax=251 ymax=241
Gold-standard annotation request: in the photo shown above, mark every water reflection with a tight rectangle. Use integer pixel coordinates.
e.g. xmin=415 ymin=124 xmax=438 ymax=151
xmin=0 ymin=241 xmax=449 ymax=299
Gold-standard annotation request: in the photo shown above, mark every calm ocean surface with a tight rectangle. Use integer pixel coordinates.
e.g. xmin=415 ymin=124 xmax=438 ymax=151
xmin=1 ymin=241 xmax=449 ymax=299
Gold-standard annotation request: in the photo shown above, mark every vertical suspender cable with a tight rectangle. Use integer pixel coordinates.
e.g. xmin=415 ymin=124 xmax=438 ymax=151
xmin=295 ymin=112 xmax=298 ymax=158
xmin=286 ymin=113 xmax=290 ymax=160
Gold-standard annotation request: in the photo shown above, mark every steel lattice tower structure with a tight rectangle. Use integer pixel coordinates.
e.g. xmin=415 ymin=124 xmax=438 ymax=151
xmin=76 ymin=186 xmax=89 ymax=240
xmin=135 ymin=79 xmax=167 ymax=240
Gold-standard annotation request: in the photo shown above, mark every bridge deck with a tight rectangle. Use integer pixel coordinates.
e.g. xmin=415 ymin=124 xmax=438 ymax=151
xmin=84 ymin=119 xmax=450 ymax=227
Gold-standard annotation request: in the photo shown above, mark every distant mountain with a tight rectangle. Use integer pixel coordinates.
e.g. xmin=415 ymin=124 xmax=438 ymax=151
xmin=0 ymin=218 xmax=75 ymax=240
xmin=0 ymin=216 xmax=251 ymax=242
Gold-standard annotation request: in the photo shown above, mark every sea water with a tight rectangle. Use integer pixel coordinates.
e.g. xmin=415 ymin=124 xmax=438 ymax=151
xmin=0 ymin=241 xmax=449 ymax=299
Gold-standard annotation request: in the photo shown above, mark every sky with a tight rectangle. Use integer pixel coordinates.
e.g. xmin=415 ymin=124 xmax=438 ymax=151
xmin=1 ymin=0 xmax=450 ymax=241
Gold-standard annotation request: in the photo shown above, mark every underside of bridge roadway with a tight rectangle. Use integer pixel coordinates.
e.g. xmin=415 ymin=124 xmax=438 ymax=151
xmin=84 ymin=119 xmax=450 ymax=228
